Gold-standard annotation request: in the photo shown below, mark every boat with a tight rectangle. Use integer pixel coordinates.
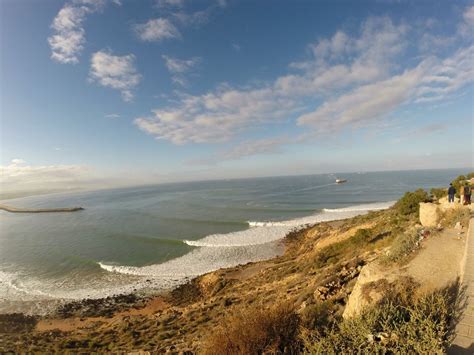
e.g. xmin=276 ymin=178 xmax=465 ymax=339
xmin=335 ymin=179 xmax=347 ymax=184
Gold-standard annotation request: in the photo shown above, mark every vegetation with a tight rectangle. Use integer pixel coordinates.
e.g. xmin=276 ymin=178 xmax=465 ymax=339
xmin=382 ymin=228 xmax=421 ymax=264
xmin=202 ymin=302 xmax=300 ymax=355
xmin=439 ymin=206 xmax=471 ymax=228
xmin=302 ymin=281 xmax=461 ymax=354
xmin=393 ymin=189 xmax=430 ymax=216
xmin=430 ymin=187 xmax=446 ymax=200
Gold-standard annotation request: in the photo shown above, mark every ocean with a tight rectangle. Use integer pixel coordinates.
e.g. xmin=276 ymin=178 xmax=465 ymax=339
xmin=0 ymin=169 xmax=465 ymax=314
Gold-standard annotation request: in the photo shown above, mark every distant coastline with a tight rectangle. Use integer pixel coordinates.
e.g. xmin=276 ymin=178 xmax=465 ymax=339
xmin=0 ymin=204 xmax=84 ymax=213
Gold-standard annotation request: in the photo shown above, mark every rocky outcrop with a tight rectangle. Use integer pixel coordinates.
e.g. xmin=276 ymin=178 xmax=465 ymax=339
xmin=419 ymin=203 xmax=440 ymax=227
xmin=343 ymin=262 xmax=399 ymax=319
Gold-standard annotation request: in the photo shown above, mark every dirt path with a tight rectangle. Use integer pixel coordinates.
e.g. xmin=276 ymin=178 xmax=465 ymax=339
xmin=405 ymin=227 xmax=465 ymax=293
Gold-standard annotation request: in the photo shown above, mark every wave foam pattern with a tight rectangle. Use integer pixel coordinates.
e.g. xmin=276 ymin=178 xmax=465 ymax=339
xmin=101 ymin=201 xmax=394 ymax=277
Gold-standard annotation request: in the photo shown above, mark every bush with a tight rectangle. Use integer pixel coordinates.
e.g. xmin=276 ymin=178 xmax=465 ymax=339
xmin=300 ymin=301 xmax=334 ymax=330
xmin=394 ymin=189 xmax=430 ymax=216
xmin=202 ymin=301 xmax=300 ymax=355
xmin=382 ymin=228 xmax=420 ymax=264
xmin=439 ymin=207 xmax=471 ymax=228
xmin=302 ymin=282 xmax=460 ymax=354
xmin=430 ymin=187 xmax=446 ymax=200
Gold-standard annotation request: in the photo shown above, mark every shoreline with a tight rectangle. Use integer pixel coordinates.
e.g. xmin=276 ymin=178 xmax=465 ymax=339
xmin=0 ymin=218 xmax=345 ymax=321
xmin=0 ymin=203 xmax=393 ymax=317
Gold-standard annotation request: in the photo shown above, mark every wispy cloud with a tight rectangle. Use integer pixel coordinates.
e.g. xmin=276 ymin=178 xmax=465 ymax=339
xmin=134 ymin=18 xmax=181 ymax=42
xmin=171 ymin=0 xmax=227 ymax=28
xmin=134 ymin=17 xmax=409 ymax=144
xmin=135 ymin=11 xmax=473 ymax=159
xmin=231 ymin=43 xmax=241 ymax=52
xmin=459 ymin=5 xmax=474 ymax=37
xmin=162 ymin=55 xmax=201 ymax=86
xmin=156 ymin=0 xmax=185 ymax=8
xmin=105 ymin=113 xmax=120 ymax=118
xmin=89 ymin=50 xmax=141 ymax=102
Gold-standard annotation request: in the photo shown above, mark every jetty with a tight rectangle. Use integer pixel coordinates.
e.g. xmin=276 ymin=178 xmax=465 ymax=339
xmin=0 ymin=204 xmax=84 ymax=213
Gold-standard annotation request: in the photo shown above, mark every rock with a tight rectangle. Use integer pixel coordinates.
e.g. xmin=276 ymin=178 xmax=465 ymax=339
xmin=343 ymin=262 xmax=398 ymax=319
xmin=454 ymin=221 xmax=463 ymax=230
xmin=419 ymin=203 xmax=440 ymax=227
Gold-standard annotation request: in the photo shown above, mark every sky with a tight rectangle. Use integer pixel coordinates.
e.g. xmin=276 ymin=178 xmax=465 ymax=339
xmin=0 ymin=0 xmax=473 ymax=194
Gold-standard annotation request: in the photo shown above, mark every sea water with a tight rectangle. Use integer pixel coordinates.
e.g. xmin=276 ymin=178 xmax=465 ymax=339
xmin=0 ymin=169 xmax=466 ymax=313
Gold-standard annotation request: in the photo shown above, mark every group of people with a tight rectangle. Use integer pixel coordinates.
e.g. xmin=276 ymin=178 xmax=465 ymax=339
xmin=448 ymin=183 xmax=472 ymax=205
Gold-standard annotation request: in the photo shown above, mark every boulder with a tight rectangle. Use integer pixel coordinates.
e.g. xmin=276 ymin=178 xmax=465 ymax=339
xmin=419 ymin=203 xmax=440 ymax=227
xmin=343 ymin=262 xmax=398 ymax=319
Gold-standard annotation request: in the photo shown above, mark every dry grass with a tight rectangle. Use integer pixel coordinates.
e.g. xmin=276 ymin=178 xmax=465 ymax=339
xmin=201 ymin=301 xmax=300 ymax=355
xmin=439 ymin=207 xmax=471 ymax=228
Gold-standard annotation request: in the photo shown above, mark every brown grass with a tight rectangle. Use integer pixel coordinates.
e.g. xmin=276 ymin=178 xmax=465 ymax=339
xmin=201 ymin=301 xmax=300 ymax=355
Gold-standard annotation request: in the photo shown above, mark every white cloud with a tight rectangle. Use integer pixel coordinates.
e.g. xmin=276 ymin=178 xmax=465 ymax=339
xmin=231 ymin=43 xmax=241 ymax=52
xmin=134 ymin=18 xmax=181 ymax=42
xmin=459 ymin=5 xmax=474 ymax=37
xmin=171 ymin=0 xmax=227 ymax=28
xmin=156 ymin=0 xmax=185 ymax=8
xmin=162 ymin=55 xmax=200 ymax=86
xmin=135 ymin=87 xmax=299 ymax=144
xmin=297 ymin=64 xmax=426 ymax=129
xmin=105 ymin=113 xmax=120 ymax=118
xmin=48 ymin=0 xmax=108 ymax=64
xmin=135 ymin=17 xmax=410 ymax=144
xmin=415 ymin=45 xmax=474 ymax=103
xmin=135 ymin=14 xmax=473 ymax=164
xmin=89 ymin=50 xmax=141 ymax=102
xmin=0 ymin=159 xmax=91 ymax=193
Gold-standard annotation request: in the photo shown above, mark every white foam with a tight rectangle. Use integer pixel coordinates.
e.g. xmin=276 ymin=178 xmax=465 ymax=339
xmin=247 ymin=221 xmax=287 ymax=227
xmin=98 ymin=242 xmax=282 ymax=286
xmin=322 ymin=201 xmax=395 ymax=213
xmin=247 ymin=201 xmax=395 ymax=230
xmin=183 ymin=226 xmax=289 ymax=247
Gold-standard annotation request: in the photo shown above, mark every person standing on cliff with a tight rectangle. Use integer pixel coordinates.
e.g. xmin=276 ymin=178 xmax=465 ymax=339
xmin=464 ymin=183 xmax=471 ymax=205
xmin=460 ymin=184 xmax=465 ymax=204
xmin=448 ymin=183 xmax=456 ymax=203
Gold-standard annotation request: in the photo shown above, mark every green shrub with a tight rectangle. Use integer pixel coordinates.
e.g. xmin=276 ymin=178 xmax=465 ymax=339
xmin=383 ymin=228 xmax=420 ymax=264
xmin=302 ymin=282 xmax=460 ymax=354
xmin=202 ymin=301 xmax=300 ymax=355
xmin=430 ymin=187 xmax=446 ymax=200
xmin=394 ymin=189 xmax=430 ymax=216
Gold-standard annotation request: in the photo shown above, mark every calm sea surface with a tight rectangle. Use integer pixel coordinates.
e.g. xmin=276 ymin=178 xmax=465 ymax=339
xmin=0 ymin=169 xmax=466 ymax=313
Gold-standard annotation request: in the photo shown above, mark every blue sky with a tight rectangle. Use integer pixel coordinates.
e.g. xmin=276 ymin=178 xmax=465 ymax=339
xmin=0 ymin=0 xmax=473 ymax=192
